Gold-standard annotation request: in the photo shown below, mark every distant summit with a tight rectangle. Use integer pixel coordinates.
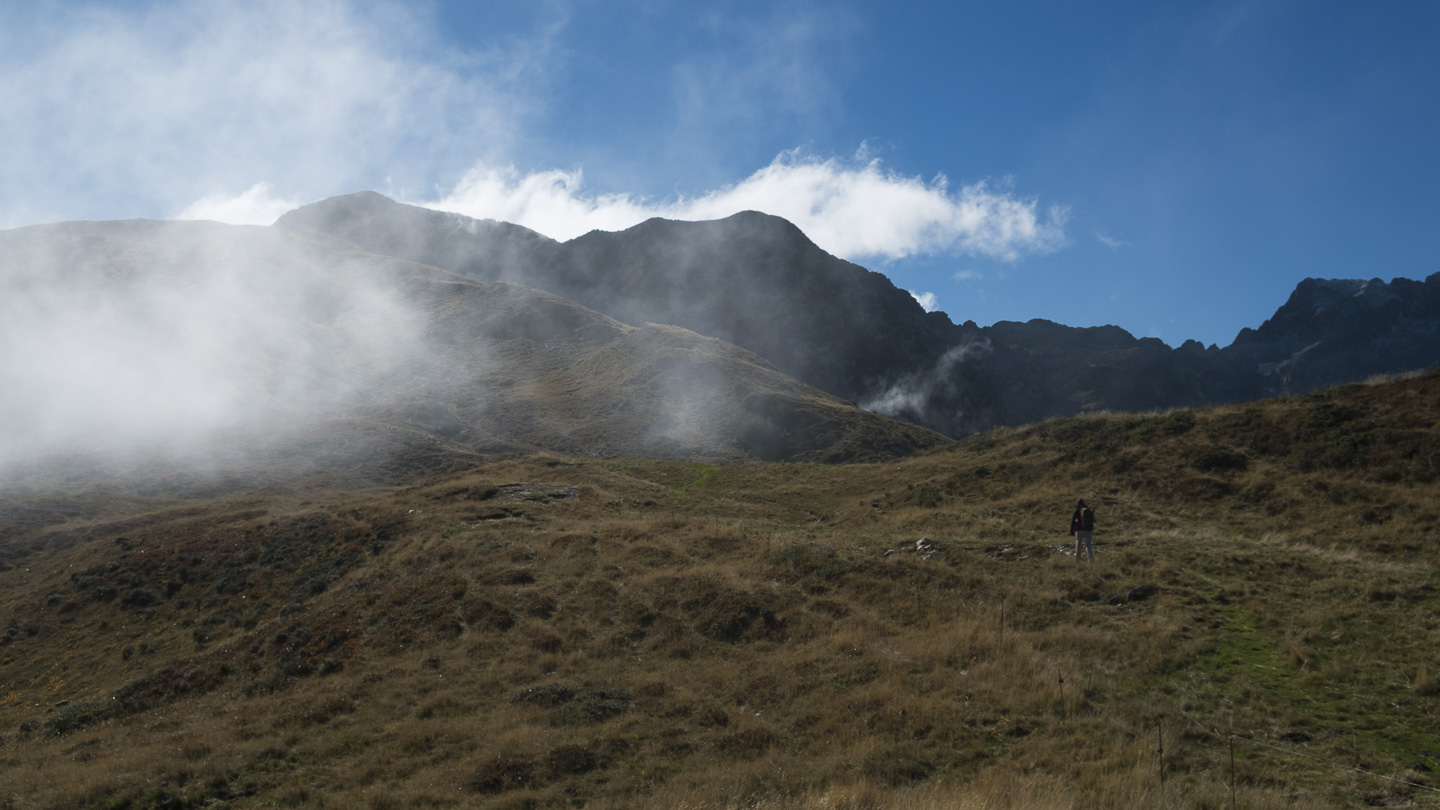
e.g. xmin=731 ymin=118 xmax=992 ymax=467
xmin=1225 ymin=275 xmax=1440 ymax=396
xmin=279 ymin=193 xmax=1440 ymax=435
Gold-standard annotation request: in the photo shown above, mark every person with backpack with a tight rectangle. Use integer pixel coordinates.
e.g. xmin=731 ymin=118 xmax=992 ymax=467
xmin=1070 ymin=498 xmax=1096 ymax=562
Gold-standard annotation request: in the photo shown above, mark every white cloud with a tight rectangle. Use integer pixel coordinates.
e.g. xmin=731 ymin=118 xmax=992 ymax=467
xmin=953 ymin=269 xmax=985 ymax=282
xmin=177 ymin=183 xmax=303 ymax=226
xmin=425 ymin=150 xmax=1068 ymax=262
xmin=909 ymin=290 xmax=939 ymax=313
xmin=429 ymin=165 xmax=657 ymax=240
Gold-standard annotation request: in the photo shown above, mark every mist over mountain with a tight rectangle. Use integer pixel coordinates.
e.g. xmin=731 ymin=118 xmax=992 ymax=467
xmin=0 ymin=221 xmax=427 ymax=464
xmin=276 ymin=192 xmax=959 ymax=410
xmin=0 ymin=218 xmax=944 ymax=488
xmin=279 ymin=192 xmax=1440 ymax=436
xmin=8 ymin=193 xmax=1434 ymax=489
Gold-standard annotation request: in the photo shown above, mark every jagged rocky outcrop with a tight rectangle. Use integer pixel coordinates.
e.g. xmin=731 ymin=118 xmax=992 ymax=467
xmin=1220 ymin=276 xmax=1440 ymax=398
xmin=278 ymin=193 xmax=1440 ymax=435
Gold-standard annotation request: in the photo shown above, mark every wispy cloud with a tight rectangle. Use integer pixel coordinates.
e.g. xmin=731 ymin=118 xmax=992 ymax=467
xmin=1095 ymin=231 xmax=1131 ymax=249
xmin=953 ymin=269 xmax=985 ymax=282
xmin=426 ymin=151 xmax=1069 ymax=262
xmin=860 ymin=339 xmax=992 ymax=426
xmin=0 ymin=0 xmax=535 ymax=227
xmin=667 ymin=8 xmax=857 ymax=165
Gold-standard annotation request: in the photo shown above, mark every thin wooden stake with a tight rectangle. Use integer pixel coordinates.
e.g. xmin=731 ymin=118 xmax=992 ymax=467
xmin=1157 ymin=720 xmax=1164 ymax=795
xmin=1230 ymin=734 xmax=1238 ymax=810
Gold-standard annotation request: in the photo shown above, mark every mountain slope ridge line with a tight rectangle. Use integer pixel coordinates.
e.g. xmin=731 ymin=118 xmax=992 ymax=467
xmin=277 ymin=191 xmax=1440 ymax=436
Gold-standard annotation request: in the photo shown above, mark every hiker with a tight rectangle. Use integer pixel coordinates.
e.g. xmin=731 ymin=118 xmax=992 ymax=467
xmin=1070 ymin=498 xmax=1095 ymax=562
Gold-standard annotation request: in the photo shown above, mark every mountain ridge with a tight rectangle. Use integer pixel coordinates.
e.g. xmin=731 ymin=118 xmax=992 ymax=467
xmin=278 ymin=192 xmax=1440 ymax=435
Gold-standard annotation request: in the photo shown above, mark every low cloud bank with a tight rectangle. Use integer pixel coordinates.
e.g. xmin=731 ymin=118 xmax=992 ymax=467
xmin=0 ymin=223 xmax=429 ymax=473
xmin=178 ymin=152 xmax=1069 ymax=270
xmin=424 ymin=151 xmax=1068 ymax=262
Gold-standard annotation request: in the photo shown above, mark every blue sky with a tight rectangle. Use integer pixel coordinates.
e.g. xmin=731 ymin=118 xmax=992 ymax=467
xmin=2 ymin=1 xmax=1436 ymax=348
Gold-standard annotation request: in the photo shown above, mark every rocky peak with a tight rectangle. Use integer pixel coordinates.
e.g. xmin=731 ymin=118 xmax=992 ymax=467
xmin=1224 ymin=273 xmax=1440 ymax=397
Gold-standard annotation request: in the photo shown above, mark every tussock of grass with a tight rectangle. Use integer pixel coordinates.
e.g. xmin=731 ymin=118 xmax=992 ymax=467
xmin=3 ymin=373 xmax=1440 ymax=808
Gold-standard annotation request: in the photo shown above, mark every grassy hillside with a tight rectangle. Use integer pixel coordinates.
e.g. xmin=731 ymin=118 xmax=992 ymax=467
xmin=2 ymin=373 xmax=1438 ymax=809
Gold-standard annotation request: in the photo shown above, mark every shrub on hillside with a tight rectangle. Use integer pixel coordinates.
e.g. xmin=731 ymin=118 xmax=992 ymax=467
xmin=546 ymin=743 xmax=597 ymax=775
xmin=863 ymin=742 xmax=936 ymax=786
xmin=1193 ymin=448 xmax=1249 ymax=473
xmin=770 ymin=543 xmax=847 ymax=582
xmin=470 ymin=756 xmax=536 ymax=793
xmin=43 ymin=703 xmax=108 ymax=736
xmin=121 ymin=587 xmax=159 ymax=609
xmin=514 ymin=682 xmax=631 ymax=724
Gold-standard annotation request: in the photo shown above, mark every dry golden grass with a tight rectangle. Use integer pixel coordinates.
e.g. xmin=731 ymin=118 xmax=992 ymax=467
xmin=2 ymin=373 xmax=1440 ymax=808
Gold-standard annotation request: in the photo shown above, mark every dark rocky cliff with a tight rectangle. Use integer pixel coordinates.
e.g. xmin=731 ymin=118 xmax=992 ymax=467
xmin=1221 ymin=275 xmax=1440 ymax=398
